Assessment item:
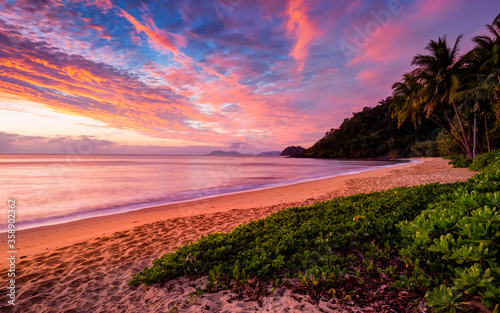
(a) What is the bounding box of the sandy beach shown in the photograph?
[0,158,475,312]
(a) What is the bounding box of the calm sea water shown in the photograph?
[0,154,409,230]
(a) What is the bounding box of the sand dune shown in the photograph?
[0,158,475,312]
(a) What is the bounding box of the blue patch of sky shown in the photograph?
[183,41,215,62]
[149,1,186,32]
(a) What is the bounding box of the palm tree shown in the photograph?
[391,16,500,157]
[391,72,469,154]
[454,14,500,152]
[472,14,500,83]
[412,35,474,157]
[452,73,498,152]
[393,35,473,157]
[391,73,425,128]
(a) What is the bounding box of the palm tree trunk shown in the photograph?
[441,111,469,155]
[484,112,491,152]
[443,111,462,140]
[451,102,472,158]
[429,117,467,153]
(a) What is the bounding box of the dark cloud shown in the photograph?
[228,142,245,149]
[291,100,316,111]
[0,132,218,155]
[0,132,116,154]
[0,132,44,152]
[221,104,243,113]
[191,22,225,37]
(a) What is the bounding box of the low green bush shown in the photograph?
[398,162,500,312]
[447,154,472,168]
[130,184,463,289]
[470,151,500,172]
[446,151,500,171]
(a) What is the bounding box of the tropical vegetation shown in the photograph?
[304,14,500,159]
[302,97,440,158]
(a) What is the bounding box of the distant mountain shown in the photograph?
[280,146,306,157]
[207,150,243,156]
[257,151,281,156]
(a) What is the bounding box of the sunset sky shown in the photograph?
[0,0,498,154]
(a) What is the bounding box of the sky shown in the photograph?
[0,0,498,155]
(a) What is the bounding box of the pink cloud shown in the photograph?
[118,8,186,55]
[73,0,113,12]
[284,0,321,73]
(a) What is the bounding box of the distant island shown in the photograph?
[280,146,306,157]
[207,150,243,156]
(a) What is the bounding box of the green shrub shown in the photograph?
[398,161,500,311]
[447,154,472,168]
[470,151,500,172]
[447,151,500,171]
[129,183,466,308]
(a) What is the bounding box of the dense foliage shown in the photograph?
[130,183,456,285]
[446,154,473,169]
[302,98,439,158]
[398,164,500,312]
[470,151,500,171]
[447,151,500,170]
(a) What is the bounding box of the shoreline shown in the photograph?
[7,158,414,233]
[0,157,476,312]
[0,157,459,260]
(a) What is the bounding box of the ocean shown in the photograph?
[0,154,409,231]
